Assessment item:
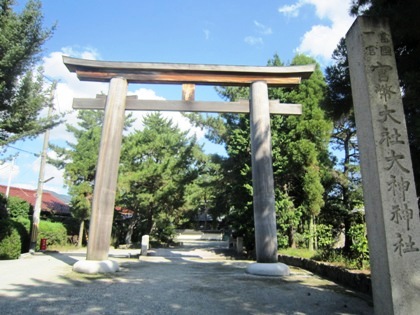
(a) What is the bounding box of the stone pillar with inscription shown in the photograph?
[346,17,420,315]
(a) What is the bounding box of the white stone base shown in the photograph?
[246,262,290,276]
[73,260,120,274]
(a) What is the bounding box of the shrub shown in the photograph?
[12,217,31,253]
[37,220,67,250]
[277,232,289,249]
[7,196,31,219]
[315,224,335,250]
[0,219,22,260]
[0,194,7,219]
[348,223,369,269]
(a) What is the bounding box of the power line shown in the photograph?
[4,144,39,157]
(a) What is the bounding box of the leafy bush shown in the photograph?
[277,232,289,248]
[315,224,335,250]
[151,213,176,245]
[348,223,369,268]
[0,219,22,259]
[37,220,67,250]
[293,232,307,248]
[7,196,31,219]
[12,217,30,253]
[0,194,7,219]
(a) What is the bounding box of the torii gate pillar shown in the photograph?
[73,77,127,273]
[87,77,127,261]
[250,81,278,263]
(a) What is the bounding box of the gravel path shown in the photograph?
[0,241,373,314]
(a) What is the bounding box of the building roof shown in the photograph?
[0,185,70,216]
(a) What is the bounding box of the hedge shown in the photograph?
[0,219,22,260]
[37,220,67,250]
[0,219,68,258]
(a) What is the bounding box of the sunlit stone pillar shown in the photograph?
[86,77,127,261]
[347,17,420,314]
[249,81,278,263]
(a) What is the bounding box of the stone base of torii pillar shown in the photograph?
[246,263,290,276]
[73,260,119,274]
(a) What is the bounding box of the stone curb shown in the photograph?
[278,254,372,295]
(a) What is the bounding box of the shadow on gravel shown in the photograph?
[43,251,79,266]
[0,253,373,315]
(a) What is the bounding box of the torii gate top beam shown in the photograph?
[63,56,315,87]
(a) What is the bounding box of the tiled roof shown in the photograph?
[0,185,70,215]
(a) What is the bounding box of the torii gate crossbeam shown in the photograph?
[63,56,314,274]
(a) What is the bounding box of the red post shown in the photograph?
[40,238,47,251]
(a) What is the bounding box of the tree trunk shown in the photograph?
[77,220,84,248]
[146,210,154,235]
[288,225,296,248]
[125,219,136,245]
[308,215,314,251]
[344,215,354,252]
[342,129,354,252]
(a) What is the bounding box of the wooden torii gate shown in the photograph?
[63,56,314,274]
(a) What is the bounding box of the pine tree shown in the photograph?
[118,113,201,244]
[0,0,57,146]
[188,53,332,252]
[49,110,105,247]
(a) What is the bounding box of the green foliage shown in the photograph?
[11,216,30,253]
[184,154,225,229]
[315,224,335,250]
[118,113,201,244]
[278,247,316,259]
[348,223,369,268]
[189,53,332,253]
[37,220,67,250]
[276,189,301,248]
[152,212,176,245]
[6,196,30,219]
[0,0,59,145]
[0,193,7,219]
[48,215,79,236]
[0,219,21,259]
[50,110,121,246]
[50,110,133,228]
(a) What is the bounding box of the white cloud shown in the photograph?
[254,21,272,35]
[244,36,263,46]
[0,162,20,182]
[244,21,271,47]
[39,47,206,195]
[279,0,355,60]
[31,152,67,195]
[42,49,108,143]
[128,88,205,139]
[278,1,305,17]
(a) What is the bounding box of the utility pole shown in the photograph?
[5,155,16,199]
[29,83,55,253]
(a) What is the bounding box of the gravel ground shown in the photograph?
[0,241,373,315]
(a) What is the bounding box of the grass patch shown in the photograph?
[278,248,316,259]
[48,244,85,252]
[278,247,370,271]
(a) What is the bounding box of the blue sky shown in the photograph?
[0,0,356,195]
